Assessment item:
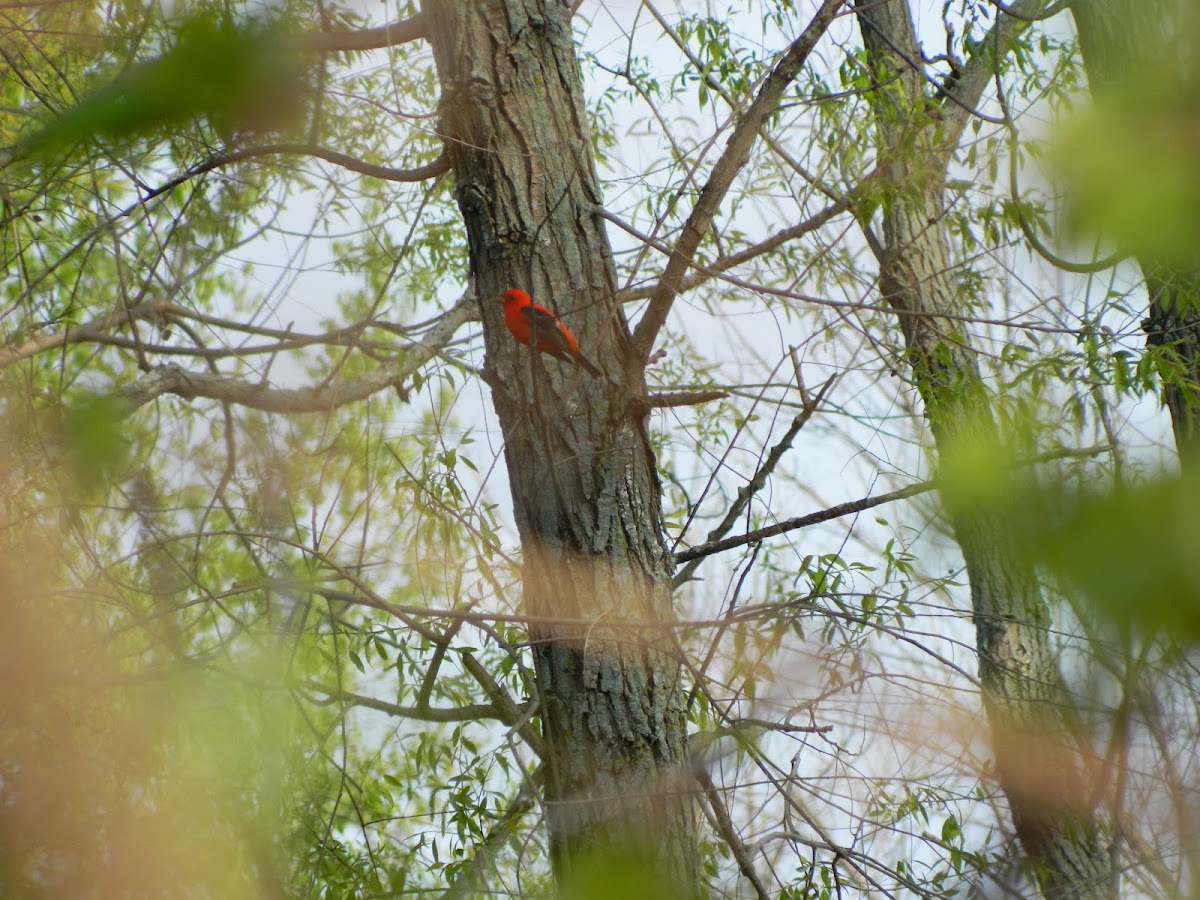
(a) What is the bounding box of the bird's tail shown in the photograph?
[574,351,602,378]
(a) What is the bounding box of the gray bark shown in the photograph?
[1068,0,1200,464]
[421,0,698,892]
[852,1,1114,896]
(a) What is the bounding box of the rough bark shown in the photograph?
[1068,0,1200,464]
[421,0,698,891]
[853,2,1114,896]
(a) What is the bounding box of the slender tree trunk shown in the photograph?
[421,0,698,892]
[1068,0,1200,464]
[852,2,1113,896]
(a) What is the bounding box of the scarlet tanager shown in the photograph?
[501,288,602,377]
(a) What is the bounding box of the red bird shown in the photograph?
[501,288,602,377]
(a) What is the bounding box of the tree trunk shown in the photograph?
[1069,0,1200,464]
[421,0,698,892]
[852,2,1114,896]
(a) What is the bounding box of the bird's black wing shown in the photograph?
[520,305,572,358]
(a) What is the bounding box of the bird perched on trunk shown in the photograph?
[500,288,602,377]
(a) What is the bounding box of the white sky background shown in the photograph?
[182,0,1184,891]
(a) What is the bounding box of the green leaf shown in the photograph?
[941,815,961,843]
[61,392,129,485]
[20,15,304,158]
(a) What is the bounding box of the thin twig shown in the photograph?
[615,198,854,303]
[674,443,1113,565]
[698,769,772,900]
[628,0,847,363]
[673,378,836,586]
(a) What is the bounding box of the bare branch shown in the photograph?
[0,301,408,368]
[0,299,166,370]
[615,198,853,303]
[211,143,450,183]
[698,768,771,900]
[119,363,403,413]
[637,390,729,411]
[119,296,477,415]
[304,681,515,723]
[628,0,847,364]
[603,206,1084,337]
[289,15,426,52]
[674,443,1112,565]
[673,377,836,585]
[729,717,833,735]
[675,483,932,565]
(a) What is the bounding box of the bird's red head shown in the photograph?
[502,288,531,306]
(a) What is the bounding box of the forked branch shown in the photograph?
[628,0,847,364]
[119,296,476,415]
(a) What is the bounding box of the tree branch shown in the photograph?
[441,773,541,900]
[603,205,1081,336]
[697,768,771,900]
[636,390,729,412]
[305,681,514,723]
[119,362,407,413]
[989,0,1069,21]
[674,443,1112,565]
[628,0,846,364]
[0,299,167,370]
[3,145,448,314]
[996,80,1127,274]
[459,652,546,759]
[290,15,426,52]
[938,0,1056,152]
[119,296,476,415]
[210,143,450,183]
[642,1,853,210]
[729,717,833,735]
[0,298,453,369]
[4,309,397,366]
[614,198,853,303]
[673,377,836,586]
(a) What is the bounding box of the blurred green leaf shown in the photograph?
[61,391,129,485]
[1058,100,1200,266]
[1025,473,1200,639]
[20,15,304,157]
[562,850,691,900]
[1055,13,1200,267]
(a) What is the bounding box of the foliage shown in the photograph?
[1,1,1197,897]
